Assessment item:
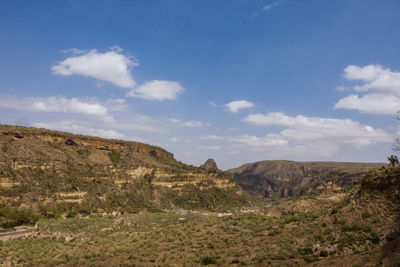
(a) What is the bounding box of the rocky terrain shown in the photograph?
[0,125,247,222]
[1,163,399,266]
[200,158,220,172]
[230,160,384,198]
[0,124,399,266]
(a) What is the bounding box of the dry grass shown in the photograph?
[1,190,398,266]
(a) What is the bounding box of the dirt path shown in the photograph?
[0,226,35,242]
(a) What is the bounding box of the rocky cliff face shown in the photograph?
[200,158,219,171]
[229,160,384,198]
[0,125,246,214]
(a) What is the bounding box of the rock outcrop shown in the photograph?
[200,159,219,171]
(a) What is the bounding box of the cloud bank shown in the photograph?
[0,94,113,122]
[237,112,391,157]
[335,65,400,115]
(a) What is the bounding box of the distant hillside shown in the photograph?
[0,125,248,222]
[229,160,384,198]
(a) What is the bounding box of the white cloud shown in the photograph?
[208,101,216,108]
[106,120,163,133]
[0,94,113,122]
[200,135,224,140]
[343,65,400,94]
[104,98,128,112]
[262,3,279,11]
[61,48,85,54]
[225,100,255,113]
[183,120,206,127]
[127,80,183,101]
[335,65,400,115]
[243,112,294,126]
[198,145,222,150]
[169,118,180,124]
[32,97,110,119]
[52,46,137,88]
[238,112,391,157]
[169,137,191,143]
[167,118,210,128]
[32,121,125,140]
[250,1,281,18]
[227,127,239,132]
[334,94,400,115]
[231,134,288,149]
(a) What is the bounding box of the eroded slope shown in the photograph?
[230,160,383,198]
[0,125,247,219]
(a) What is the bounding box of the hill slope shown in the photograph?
[1,162,399,266]
[229,160,383,198]
[0,125,248,221]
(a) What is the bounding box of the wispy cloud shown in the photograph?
[0,94,114,122]
[127,80,184,101]
[199,135,224,140]
[250,1,281,18]
[198,145,222,150]
[169,136,192,143]
[168,118,210,128]
[32,121,126,140]
[183,120,208,128]
[169,118,180,124]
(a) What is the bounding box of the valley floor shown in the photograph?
[1,191,399,266]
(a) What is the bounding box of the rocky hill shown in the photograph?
[229,160,384,198]
[200,158,219,172]
[0,125,248,221]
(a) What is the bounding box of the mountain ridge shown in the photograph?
[0,124,248,220]
[229,160,384,198]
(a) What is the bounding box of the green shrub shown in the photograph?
[0,206,39,228]
[341,222,372,233]
[319,250,328,257]
[331,207,338,214]
[370,232,381,244]
[303,255,319,263]
[108,150,121,165]
[201,256,217,265]
[77,149,89,156]
[338,232,358,249]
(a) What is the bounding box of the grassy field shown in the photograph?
[1,189,398,266]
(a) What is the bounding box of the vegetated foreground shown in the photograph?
[0,125,399,266]
[1,178,399,266]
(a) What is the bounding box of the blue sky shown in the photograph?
[1,0,400,169]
